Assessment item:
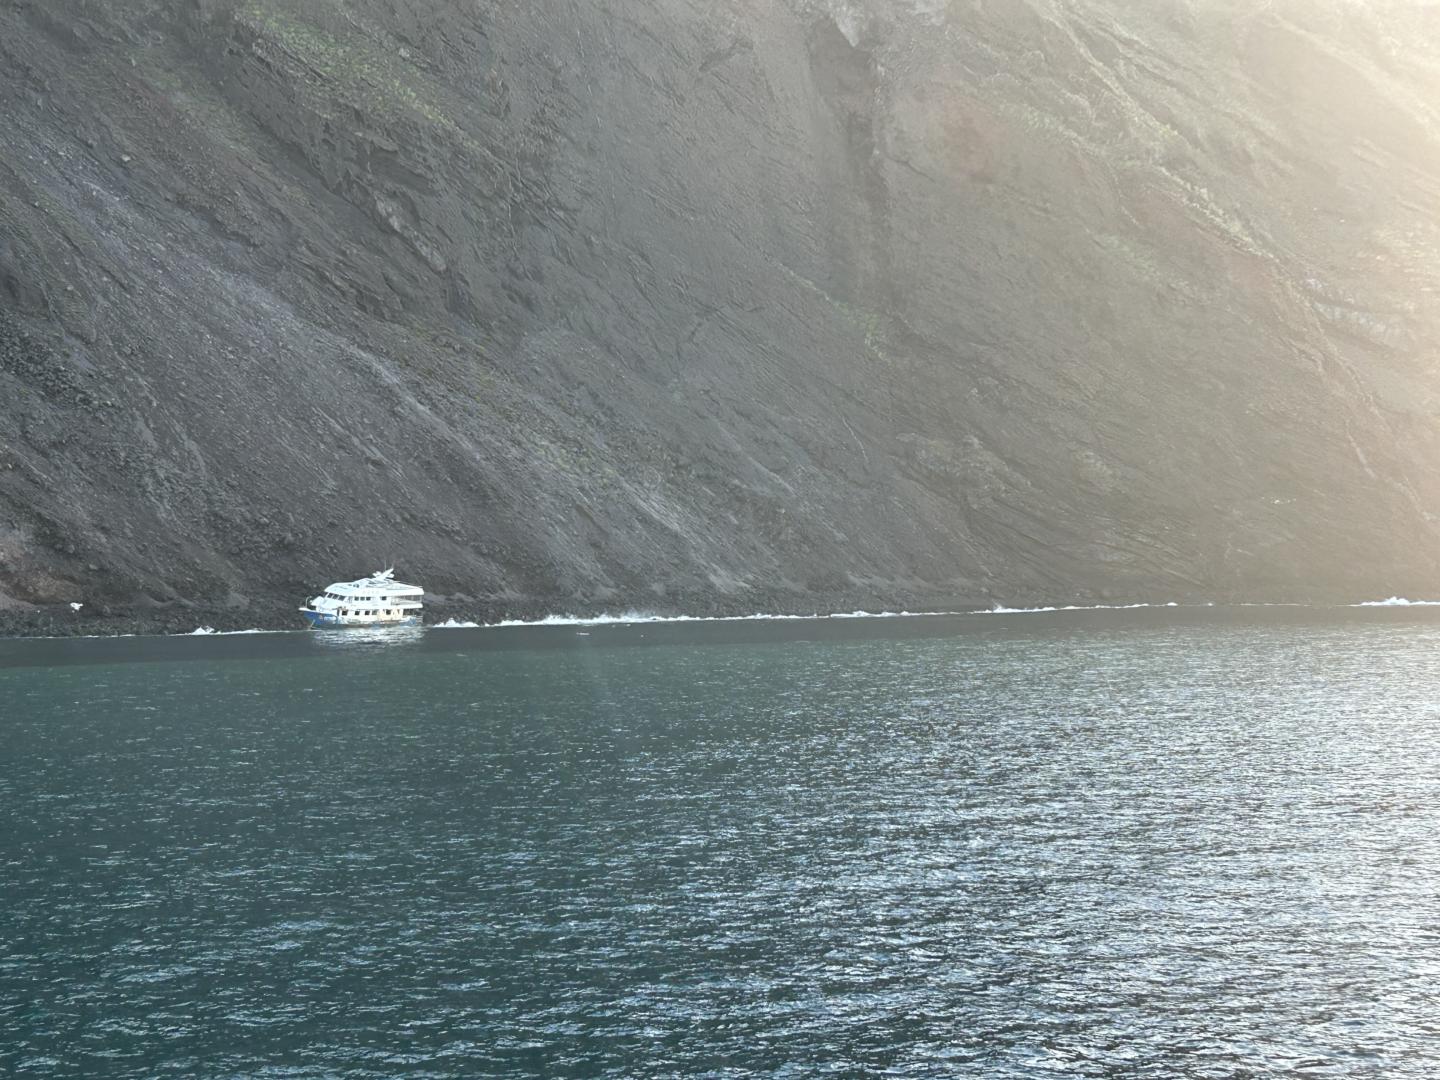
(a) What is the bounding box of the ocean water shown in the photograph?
[3,608,1440,1077]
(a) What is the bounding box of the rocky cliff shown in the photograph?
[4,0,1440,632]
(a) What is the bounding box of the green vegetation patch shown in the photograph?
[236,2,457,132]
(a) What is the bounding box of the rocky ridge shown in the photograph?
[3,0,1440,635]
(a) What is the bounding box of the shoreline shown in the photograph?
[1,592,1436,641]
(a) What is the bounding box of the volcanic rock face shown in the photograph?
[3,0,1440,627]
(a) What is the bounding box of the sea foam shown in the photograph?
[432,603,1190,630]
[1355,597,1440,607]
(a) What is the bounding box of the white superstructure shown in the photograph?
[299,568,424,628]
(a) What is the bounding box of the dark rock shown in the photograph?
[2,0,1439,636]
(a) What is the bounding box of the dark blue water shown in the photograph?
[4,610,1440,1077]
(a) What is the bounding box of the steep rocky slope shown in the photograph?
[3,0,1440,632]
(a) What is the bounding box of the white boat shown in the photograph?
[299,568,424,629]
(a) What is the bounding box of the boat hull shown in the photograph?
[301,609,421,630]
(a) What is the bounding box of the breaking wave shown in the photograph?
[186,626,282,636]
[48,598,1438,640]
[983,602,1180,615]
[474,610,941,628]
[429,603,1192,630]
[1354,597,1440,607]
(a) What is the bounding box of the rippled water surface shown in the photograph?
[4,610,1440,1077]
